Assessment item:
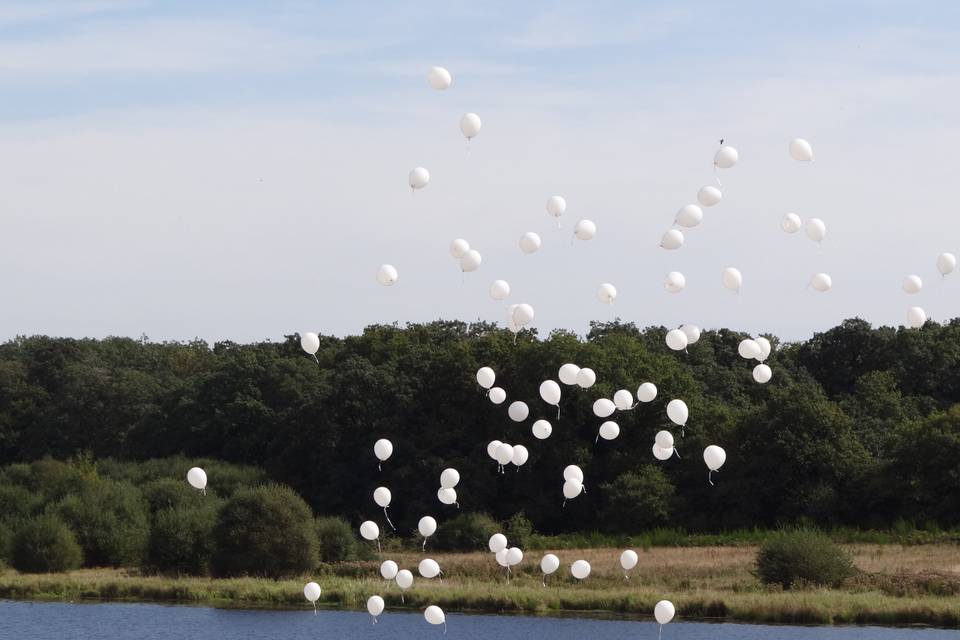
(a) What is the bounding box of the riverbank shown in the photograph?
[1,545,958,627]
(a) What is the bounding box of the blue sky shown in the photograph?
[1,1,959,341]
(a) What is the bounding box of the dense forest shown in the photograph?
[1,318,959,538]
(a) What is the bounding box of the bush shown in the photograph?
[756,529,855,589]
[27,459,90,502]
[433,512,499,551]
[212,484,318,578]
[146,501,220,575]
[315,516,358,562]
[142,478,200,514]
[503,513,534,550]
[10,514,83,572]
[599,466,675,532]
[0,484,39,524]
[55,478,150,567]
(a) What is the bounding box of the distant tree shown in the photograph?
[55,478,150,567]
[11,514,83,573]
[600,467,675,532]
[146,501,220,575]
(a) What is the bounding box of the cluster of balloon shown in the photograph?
[666,399,689,436]
[596,282,617,304]
[546,195,566,228]
[620,549,638,579]
[487,440,528,473]
[373,486,395,530]
[902,253,956,329]
[419,557,442,582]
[519,231,542,254]
[380,560,415,603]
[653,430,678,461]
[450,238,482,274]
[374,438,393,471]
[376,264,398,287]
[186,467,207,495]
[303,581,322,614]
[437,468,459,508]
[654,600,676,640]
[540,553,560,586]
[737,337,773,383]
[360,520,381,552]
[570,559,591,580]
[299,332,320,364]
[367,595,384,624]
[562,465,584,506]
[665,324,700,352]
[488,533,523,577]
[539,379,561,417]
[424,605,446,633]
[505,303,535,336]
[704,445,727,485]
[418,516,437,550]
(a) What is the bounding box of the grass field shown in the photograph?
[1,545,958,627]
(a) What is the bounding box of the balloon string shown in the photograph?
[556,406,561,419]
[595,434,599,444]
[422,538,427,551]
[401,592,404,604]
[708,470,714,486]
[443,622,447,635]
[624,571,629,580]
[673,448,680,459]
[659,623,663,640]
[384,507,395,530]
[312,354,319,365]
[562,499,566,508]
[713,164,722,188]
[378,463,382,472]
[202,488,206,496]
[455,502,460,509]
[313,602,317,615]
[377,539,381,553]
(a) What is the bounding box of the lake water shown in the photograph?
[0,600,954,640]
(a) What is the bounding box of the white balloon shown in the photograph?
[506,547,523,566]
[427,66,452,90]
[303,581,321,603]
[937,252,957,276]
[660,229,685,250]
[519,232,542,254]
[367,595,385,618]
[755,337,772,362]
[488,533,508,553]
[907,306,927,329]
[593,398,616,418]
[495,548,509,567]
[380,560,399,580]
[704,445,726,471]
[488,387,506,404]
[654,430,674,450]
[753,363,772,384]
[738,339,761,360]
[563,465,584,483]
[508,401,530,422]
[665,329,688,351]
[570,559,591,579]
[781,213,802,234]
[489,279,511,301]
[539,380,562,406]
[373,487,392,508]
[810,273,832,292]
[599,421,620,441]
[418,516,437,538]
[636,382,658,403]
[532,419,553,440]
[620,550,638,571]
[697,185,722,207]
[576,367,596,389]
[613,389,634,410]
[664,271,686,293]
[360,521,379,541]
[680,324,701,345]
[512,445,529,467]
[558,363,581,385]
[495,443,514,465]
[440,468,460,489]
[675,204,703,228]
[419,558,441,578]
[449,238,470,258]
[546,195,566,218]
[376,264,398,286]
[789,138,814,161]
[487,440,503,460]
[654,600,676,625]
[476,367,496,389]
[666,399,688,426]
[460,112,482,139]
[300,332,320,356]
[540,553,560,575]
[722,267,743,292]
[902,275,923,295]
[408,167,430,190]
[424,606,445,627]
[395,569,413,590]
[652,444,673,461]
[597,282,617,304]
[460,249,482,272]
[374,439,393,462]
[512,303,535,326]
[187,467,207,491]
[574,219,596,240]
[714,145,738,168]
[805,218,827,243]
[437,487,457,505]
[562,478,583,500]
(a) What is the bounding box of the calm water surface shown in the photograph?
[0,600,954,640]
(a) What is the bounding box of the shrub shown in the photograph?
[503,512,534,550]
[10,514,83,572]
[212,484,318,578]
[756,529,855,589]
[433,512,499,551]
[27,459,89,502]
[55,478,150,567]
[315,516,358,562]
[146,501,220,575]
[599,466,675,532]
[0,484,39,524]
[142,478,200,514]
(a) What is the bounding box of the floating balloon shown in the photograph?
[440,468,460,489]
[476,367,495,389]
[409,167,430,190]
[714,145,738,169]
[937,252,957,276]
[789,138,813,161]
[704,445,727,485]
[655,430,674,450]
[697,185,722,207]
[419,558,441,579]
[666,399,688,427]
[300,332,320,357]
[680,324,701,345]
[782,213,802,234]
[367,595,384,622]
[738,339,761,360]
[506,547,523,566]
[547,195,566,219]
[512,444,529,467]
[593,398,616,418]
[489,279,511,301]
[488,387,506,404]
[304,581,321,613]
[570,559,591,580]
[519,232,542,254]
[655,599,676,626]
[660,229,685,250]
[563,478,583,500]
[665,329,688,351]
[755,337,771,362]
[373,487,391,508]
[664,271,686,293]
[508,401,530,422]
[540,553,560,584]
[613,389,634,410]
[495,548,509,567]
[489,533,508,553]
[805,218,827,243]
[513,303,535,326]
[675,204,703,228]
[374,439,393,469]
[427,66,452,90]
[376,264,398,286]
[532,418,553,439]
[495,443,514,466]
[424,605,446,630]
[637,382,657,403]
[360,521,380,551]
[539,380,561,412]
[449,238,470,259]
[563,465,584,483]
[437,487,457,506]
[574,219,596,240]
[576,368,597,389]
[810,273,832,292]
[722,267,743,292]
[597,282,617,304]
[620,550,638,578]
[652,444,673,461]
[396,569,414,592]
[902,275,922,295]
[559,363,580,385]
[460,112,481,140]
[460,249,482,272]
[487,440,503,460]
[598,421,620,441]
[187,467,207,493]
[418,516,437,549]
[907,306,927,329]
[380,560,399,580]
[753,364,772,383]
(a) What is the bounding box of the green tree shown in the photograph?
[10,514,83,573]
[146,501,220,575]
[55,478,150,567]
[600,467,675,532]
